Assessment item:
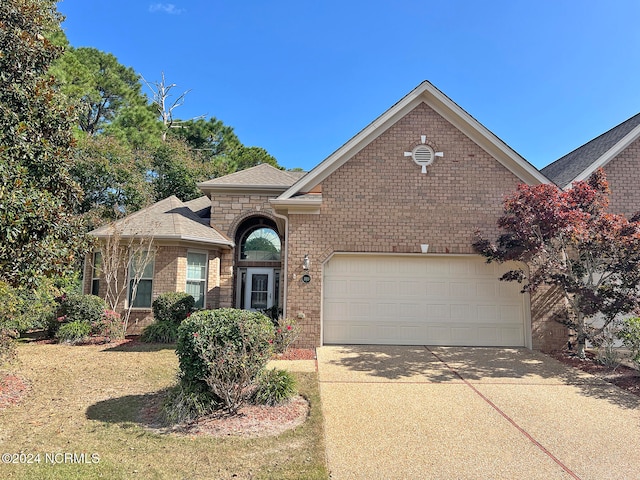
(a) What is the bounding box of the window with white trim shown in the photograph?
[186,252,207,309]
[91,251,102,296]
[128,251,155,308]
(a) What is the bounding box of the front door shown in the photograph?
[244,268,274,311]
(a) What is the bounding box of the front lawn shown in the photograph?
[0,340,327,479]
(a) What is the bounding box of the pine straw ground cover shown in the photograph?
[0,340,327,479]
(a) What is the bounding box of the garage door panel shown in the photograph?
[449,304,469,322]
[500,305,521,322]
[425,304,448,320]
[425,259,449,275]
[400,280,423,296]
[427,325,453,345]
[324,278,347,296]
[425,281,447,297]
[501,327,525,345]
[376,280,397,296]
[323,255,527,347]
[476,305,498,321]
[451,326,476,344]
[450,281,474,298]
[399,303,421,317]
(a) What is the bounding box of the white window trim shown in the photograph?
[186,250,208,309]
[91,251,102,296]
[127,250,155,310]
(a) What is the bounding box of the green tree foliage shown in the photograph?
[227,145,279,172]
[52,46,148,135]
[168,117,241,158]
[71,135,153,224]
[0,0,88,287]
[47,29,285,226]
[150,139,203,202]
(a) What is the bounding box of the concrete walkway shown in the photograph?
[317,345,640,480]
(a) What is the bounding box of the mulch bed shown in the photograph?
[550,350,640,396]
[0,373,29,408]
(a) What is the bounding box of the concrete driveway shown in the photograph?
[317,346,640,480]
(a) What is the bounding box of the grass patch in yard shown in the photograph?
[0,342,327,479]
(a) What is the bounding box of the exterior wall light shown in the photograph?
[303,254,310,270]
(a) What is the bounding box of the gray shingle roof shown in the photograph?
[542,113,640,187]
[90,196,232,247]
[198,163,306,188]
[183,195,211,218]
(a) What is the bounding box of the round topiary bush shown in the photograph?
[152,292,195,324]
[48,294,107,337]
[176,308,275,413]
[58,294,107,323]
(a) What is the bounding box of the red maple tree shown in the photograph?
[474,169,640,358]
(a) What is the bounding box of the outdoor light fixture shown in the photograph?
[303,254,310,270]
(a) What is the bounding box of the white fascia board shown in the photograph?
[280,81,549,199]
[269,197,322,214]
[90,233,234,249]
[424,87,550,186]
[567,123,640,188]
[198,184,290,195]
[279,83,429,199]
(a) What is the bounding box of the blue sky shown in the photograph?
[56,1,640,171]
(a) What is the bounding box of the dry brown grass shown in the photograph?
[0,340,327,479]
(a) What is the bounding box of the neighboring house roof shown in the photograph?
[90,196,233,248]
[278,80,549,200]
[541,113,640,188]
[198,164,306,194]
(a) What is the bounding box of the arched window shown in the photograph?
[240,227,281,261]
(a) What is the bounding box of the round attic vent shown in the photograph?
[403,135,443,174]
[412,145,434,166]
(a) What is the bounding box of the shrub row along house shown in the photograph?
[84,81,640,351]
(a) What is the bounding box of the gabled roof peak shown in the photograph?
[278,80,549,199]
[198,163,306,190]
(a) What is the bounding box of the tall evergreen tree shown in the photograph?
[0,0,88,287]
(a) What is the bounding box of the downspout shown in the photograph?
[273,210,289,319]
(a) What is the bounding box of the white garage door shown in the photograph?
[323,254,527,346]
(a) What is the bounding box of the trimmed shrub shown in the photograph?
[253,368,297,406]
[0,281,58,333]
[49,294,107,337]
[55,320,91,344]
[272,317,301,354]
[162,382,219,424]
[140,321,179,343]
[619,317,640,366]
[176,308,274,414]
[152,292,195,324]
[91,310,126,340]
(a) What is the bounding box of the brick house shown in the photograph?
[85,81,635,351]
